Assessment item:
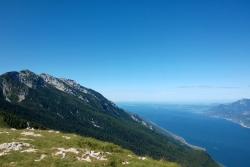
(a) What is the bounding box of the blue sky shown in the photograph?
[0,0,250,103]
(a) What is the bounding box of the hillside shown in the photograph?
[0,124,179,167]
[0,70,219,167]
[208,99,250,128]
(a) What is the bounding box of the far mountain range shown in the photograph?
[208,99,250,128]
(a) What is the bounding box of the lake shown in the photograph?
[119,103,250,167]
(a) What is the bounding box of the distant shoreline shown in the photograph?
[211,116,250,129]
[236,121,250,129]
[222,118,250,129]
[149,121,206,151]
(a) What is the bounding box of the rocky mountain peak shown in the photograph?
[20,69,35,75]
[19,70,41,88]
[39,73,67,92]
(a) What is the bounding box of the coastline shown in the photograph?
[211,116,250,129]
[149,121,206,151]
[222,118,250,129]
[238,121,250,129]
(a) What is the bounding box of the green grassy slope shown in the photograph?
[0,127,179,167]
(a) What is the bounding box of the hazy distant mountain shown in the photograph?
[0,70,219,167]
[209,99,250,128]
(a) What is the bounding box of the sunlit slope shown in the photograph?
[0,127,179,167]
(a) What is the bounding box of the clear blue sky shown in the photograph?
[0,0,250,103]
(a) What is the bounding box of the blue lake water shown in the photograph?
[119,103,250,167]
